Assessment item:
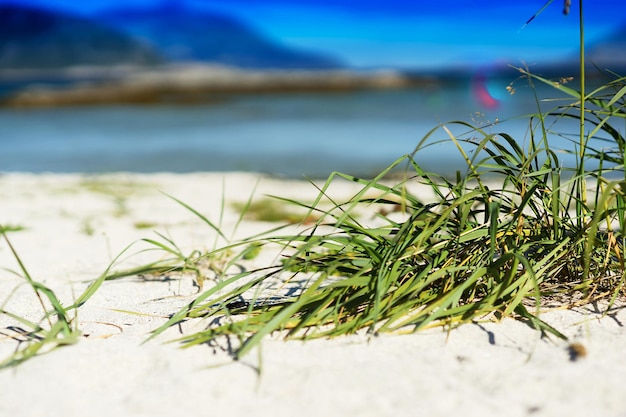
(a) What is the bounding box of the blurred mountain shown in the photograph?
[587,24,626,68]
[98,2,342,69]
[0,4,162,69]
[527,24,626,80]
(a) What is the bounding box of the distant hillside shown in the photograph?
[587,24,626,68]
[98,3,342,69]
[0,4,162,69]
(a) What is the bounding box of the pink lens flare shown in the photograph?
[470,66,510,110]
[471,72,499,109]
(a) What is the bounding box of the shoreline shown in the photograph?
[0,65,431,108]
[1,61,622,109]
[0,171,625,417]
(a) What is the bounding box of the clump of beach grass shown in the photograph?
[79,176,153,218]
[141,0,626,358]
[102,190,285,292]
[148,72,624,357]
[0,230,129,368]
[232,198,319,223]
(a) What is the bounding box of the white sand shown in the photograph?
[0,172,625,417]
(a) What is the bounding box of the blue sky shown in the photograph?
[3,0,625,69]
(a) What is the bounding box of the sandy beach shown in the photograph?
[1,172,625,417]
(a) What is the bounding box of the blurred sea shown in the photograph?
[0,83,587,178]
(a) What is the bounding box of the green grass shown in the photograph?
[232,198,319,223]
[0,228,131,368]
[79,176,153,217]
[0,224,25,233]
[133,221,159,230]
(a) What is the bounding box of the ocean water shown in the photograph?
[0,83,593,178]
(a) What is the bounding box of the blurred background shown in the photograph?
[0,0,624,177]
